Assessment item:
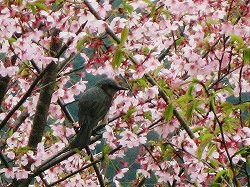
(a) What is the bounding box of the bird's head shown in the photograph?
[96,78,127,96]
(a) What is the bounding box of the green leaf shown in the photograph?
[8,128,14,137]
[197,141,208,159]
[196,133,213,159]
[175,37,184,46]
[177,94,193,104]
[102,144,110,156]
[229,34,244,45]
[76,37,88,52]
[186,101,195,122]
[112,49,123,69]
[200,133,214,142]
[243,48,250,64]
[164,104,174,122]
[142,47,150,55]
[186,83,194,97]
[210,182,221,187]
[206,18,220,25]
[236,147,250,156]
[192,126,204,133]
[224,85,234,95]
[214,170,227,181]
[33,2,49,11]
[6,37,17,43]
[17,146,30,154]
[126,107,136,117]
[207,145,216,157]
[26,2,37,13]
[120,26,129,46]
[144,111,152,121]
[120,0,134,14]
[150,4,156,17]
[209,94,216,112]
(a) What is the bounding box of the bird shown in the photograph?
[70,78,127,149]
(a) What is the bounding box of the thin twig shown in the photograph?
[85,147,105,187]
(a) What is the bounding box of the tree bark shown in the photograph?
[0,76,10,110]
[28,62,58,149]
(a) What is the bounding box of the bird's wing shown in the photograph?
[78,87,111,126]
[70,116,93,148]
[77,88,96,127]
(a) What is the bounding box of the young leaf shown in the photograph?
[76,36,88,52]
[243,48,250,64]
[112,49,123,69]
[186,83,194,97]
[197,141,208,159]
[214,169,227,181]
[177,94,192,104]
[120,26,129,46]
[164,103,174,122]
[6,37,17,44]
[200,133,214,142]
[186,101,196,122]
[229,34,244,45]
[33,2,49,11]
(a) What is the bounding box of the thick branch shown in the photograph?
[28,62,58,149]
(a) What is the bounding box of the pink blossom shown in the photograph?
[6,132,20,148]
[0,62,18,77]
[0,167,17,179]
[69,173,85,187]
[15,169,30,180]
[137,169,150,178]
[97,1,111,18]
[6,151,15,160]
[118,130,143,148]
[155,170,173,183]
[113,168,129,180]
[103,125,115,140]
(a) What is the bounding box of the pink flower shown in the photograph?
[0,62,18,77]
[103,125,116,145]
[118,130,145,148]
[113,168,129,180]
[6,132,20,148]
[0,167,17,179]
[97,1,111,18]
[15,169,30,180]
[137,169,150,178]
[69,173,84,187]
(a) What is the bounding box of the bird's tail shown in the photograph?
[70,121,93,149]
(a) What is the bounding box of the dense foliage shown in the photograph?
[0,0,249,186]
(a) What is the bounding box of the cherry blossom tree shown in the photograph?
[0,0,249,186]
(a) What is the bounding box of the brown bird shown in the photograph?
[70,78,126,149]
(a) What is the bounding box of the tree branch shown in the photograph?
[28,62,59,149]
[85,147,105,187]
